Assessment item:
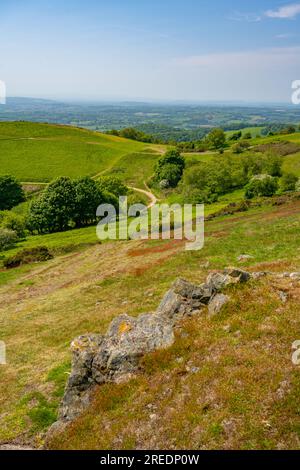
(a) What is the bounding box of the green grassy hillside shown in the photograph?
[0,122,162,183]
[1,195,300,449]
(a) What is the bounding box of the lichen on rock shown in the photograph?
[49,267,252,435]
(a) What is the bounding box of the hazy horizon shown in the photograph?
[1,0,300,103]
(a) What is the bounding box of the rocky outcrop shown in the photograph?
[49,267,252,435]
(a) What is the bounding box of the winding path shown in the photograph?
[129,184,158,208]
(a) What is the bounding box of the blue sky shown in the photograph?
[1,0,300,102]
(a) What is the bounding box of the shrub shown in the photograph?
[158,163,182,188]
[0,175,25,210]
[245,175,278,199]
[0,211,26,238]
[154,149,185,187]
[232,140,250,154]
[3,246,53,269]
[280,173,298,193]
[0,228,18,251]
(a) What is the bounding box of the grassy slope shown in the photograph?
[225,126,264,138]
[1,197,300,449]
[0,122,162,182]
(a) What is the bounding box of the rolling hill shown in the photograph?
[0,122,163,183]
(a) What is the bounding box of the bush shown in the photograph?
[183,155,246,204]
[3,246,53,269]
[280,173,298,192]
[245,175,278,199]
[0,211,26,238]
[158,163,182,188]
[154,149,185,187]
[0,175,25,210]
[0,228,18,251]
[232,140,250,154]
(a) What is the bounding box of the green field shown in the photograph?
[0,122,162,183]
[225,126,265,139]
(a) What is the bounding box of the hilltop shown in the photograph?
[0,122,163,184]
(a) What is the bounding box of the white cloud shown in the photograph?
[171,46,300,68]
[266,3,300,19]
[228,11,262,22]
[276,33,295,38]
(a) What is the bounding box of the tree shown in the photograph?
[97,176,128,197]
[158,163,182,188]
[28,177,76,233]
[0,175,25,210]
[280,173,298,192]
[154,149,185,187]
[73,177,105,227]
[229,131,242,141]
[206,128,226,151]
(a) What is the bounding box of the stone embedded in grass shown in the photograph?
[290,272,300,280]
[237,254,254,262]
[208,293,230,317]
[206,267,250,292]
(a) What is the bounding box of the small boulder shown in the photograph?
[208,294,230,317]
[237,254,253,262]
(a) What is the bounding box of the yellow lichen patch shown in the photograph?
[118,322,132,335]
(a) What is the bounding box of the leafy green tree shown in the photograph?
[97,176,128,197]
[158,163,182,188]
[229,131,242,141]
[206,128,226,151]
[154,149,185,187]
[28,177,76,233]
[0,175,25,210]
[73,177,105,227]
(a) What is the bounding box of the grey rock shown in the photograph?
[252,272,267,280]
[224,267,251,283]
[237,254,253,262]
[290,272,300,280]
[206,267,250,291]
[50,268,251,432]
[208,294,230,317]
[278,291,288,304]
